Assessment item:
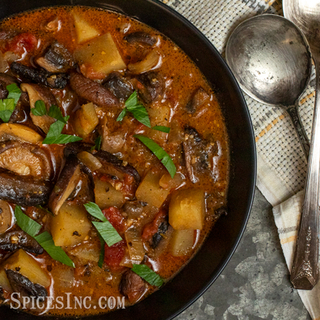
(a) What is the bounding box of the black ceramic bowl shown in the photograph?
[0,1,256,319]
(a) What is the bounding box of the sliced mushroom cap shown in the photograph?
[183,126,218,184]
[20,83,56,133]
[10,62,69,89]
[36,41,74,73]
[69,72,119,108]
[103,72,134,101]
[142,210,169,249]
[6,269,47,299]
[0,200,12,234]
[0,168,52,206]
[0,123,43,144]
[95,150,140,183]
[0,141,52,180]
[0,230,43,254]
[66,167,95,206]
[136,71,164,104]
[119,269,147,304]
[185,87,210,114]
[48,155,82,215]
[123,32,157,46]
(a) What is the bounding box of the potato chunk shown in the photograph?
[170,229,194,256]
[74,33,126,77]
[136,170,169,208]
[94,178,125,209]
[73,102,99,138]
[0,268,12,292]
[2,249,50,288]
[51,203,91,247]
[169,188,205,230]
[72,12,100,44]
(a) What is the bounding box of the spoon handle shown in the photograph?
[290,62,320,290]
[287,104,310,159]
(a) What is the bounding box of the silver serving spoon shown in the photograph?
[226,13,319,290]
[283,0,320,290]
[226,14,312,159]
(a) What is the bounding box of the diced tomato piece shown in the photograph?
[142,210,167,241]
[102,206,125,234]
[6,33,37,55]
[104,240,126,271]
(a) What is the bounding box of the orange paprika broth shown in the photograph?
[0,6,229,317]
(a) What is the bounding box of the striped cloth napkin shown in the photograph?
[162,0,318,318]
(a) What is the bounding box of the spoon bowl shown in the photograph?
[226,14,312,157]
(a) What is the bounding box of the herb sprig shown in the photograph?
[32,99,82,145]
[0,84,21,122]
[134,134,176,178]
[132,264,164,287]
[152,125,170,133]
[84,202,122,247]
[117,91,151,128]
[14,206,75,268]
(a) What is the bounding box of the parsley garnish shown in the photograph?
[6,83,22,105]
[48,105,68,123]
[14,206,75,268]
[132,264,164,287]
[134,134,176,178]
[84,202,122,247]
[97,234,105,268]
[93,135,102,151]
[31,100,47,116]
[0,84,21,122]
[152,125,171,133]
[117,91,151,128]
[32,100,81,145]
[42,119,82,145]
[32,100,69,123]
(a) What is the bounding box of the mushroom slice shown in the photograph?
[95,150,140,183]
[124,32,157,46]
[119,269,147,304]
[10,62,69,89]
[69,72,119,108]
[67,167,95,206]
[94,150,140,199]
[6,270,47,299]
[64,143,140,199]
[103,72,134,101]
[0,231,43,254]
[36,41,74,73]
[0,123,43,144]
[0,141,52,180]
[0,200,12,234]
[185,87,210,114]
[20,83,56,133]
[48,156,82,215]
[0,168,52,206]
[183,126,218,184]
[136,71,164,104]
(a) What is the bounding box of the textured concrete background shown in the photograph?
[176,189,310,320]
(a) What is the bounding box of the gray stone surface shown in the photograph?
[176,188,311,320]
